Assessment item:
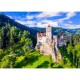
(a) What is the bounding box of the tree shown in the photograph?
[0,49,4,59]
[22,30,29,38]
[0,30,3,49]
[67,44,73,55]
[0,56,14,68]
[75,42,80,67]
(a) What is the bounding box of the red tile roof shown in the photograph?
[37,32,46,37]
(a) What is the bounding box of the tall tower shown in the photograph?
[46,25,52,41]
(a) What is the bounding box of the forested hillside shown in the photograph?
[0,14,38,35]
[0,14,80,68]
[59,34,80,68]
[0,23,63,68]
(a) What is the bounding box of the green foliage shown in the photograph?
[59,34,80,68]
[0,23,80,68]
[0,23,33,68]
[0,56,16,68]
[67,44,73,54]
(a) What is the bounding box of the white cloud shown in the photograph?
[16,20,36,27]
[28,24,36,27]
[7,15,13,19]
[68,21,73,23]
[26,21,36,25]
[75,25,80,28]
[26,15,34,20]
[36,12,60,18]
[58,12,76,22]
[17,17,26,21]
[41,20,58,27]
[15,19,80,29]
[16,20,27,25]
[16,17,59,28]
[26,12,60,20]
[37,20,58,28]
[56,12,76,29]
[63,24,80,29]
[37,22,47,28]
[16,20,35,24]
[15,12,78,29]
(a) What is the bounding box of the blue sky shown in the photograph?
[1,12,80,29]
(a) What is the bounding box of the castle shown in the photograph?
[36,25,66,63]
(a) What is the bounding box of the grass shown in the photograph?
[23,55,51,68]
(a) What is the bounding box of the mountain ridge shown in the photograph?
[0,14,80,36]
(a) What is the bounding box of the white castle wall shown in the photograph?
[37,36,46,44]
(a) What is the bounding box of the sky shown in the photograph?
[1,12,80,29]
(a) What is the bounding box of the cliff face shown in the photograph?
[36,41,62,63]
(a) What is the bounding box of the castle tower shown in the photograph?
[46,25,52,41]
